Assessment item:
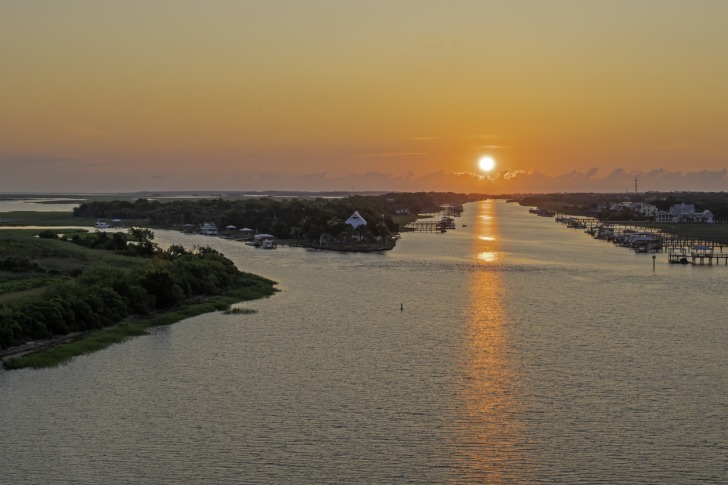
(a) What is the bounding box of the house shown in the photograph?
[633,202,658,217]
[655,210,672,223]
[694,210,714,223]
[655,204,714,223]
[345,211,367,228]
[597,201,657,218]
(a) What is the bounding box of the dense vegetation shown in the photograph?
[73,192,473,240]
[0,228,276,357]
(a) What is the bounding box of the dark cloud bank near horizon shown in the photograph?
[1,156,726,194]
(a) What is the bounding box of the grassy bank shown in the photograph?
[632,222,728,244]
[2,289,273,370]
[0,210,96,227]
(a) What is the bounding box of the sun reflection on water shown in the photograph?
[452,199,529,483]
[477,251,498,263]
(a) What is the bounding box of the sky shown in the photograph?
[1,0,727,194]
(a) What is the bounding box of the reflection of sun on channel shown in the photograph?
[479,235,495,241]
[478,251,498,263]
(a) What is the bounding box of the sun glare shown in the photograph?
[478,156,496,172]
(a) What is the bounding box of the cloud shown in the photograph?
[2,153,726,194]
[493,167,728,193]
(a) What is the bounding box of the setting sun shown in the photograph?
[478,156,496,172]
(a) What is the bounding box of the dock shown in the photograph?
[404,214,457,233]
[547,213,728,266]
[404,221,448,232]
[668,248,728,265]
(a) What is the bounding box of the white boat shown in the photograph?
[94,220,111,229]
[261,239,275,249]
[200,222,218,235]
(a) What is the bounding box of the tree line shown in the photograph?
[72,192,473,240]
[513,191,728,221]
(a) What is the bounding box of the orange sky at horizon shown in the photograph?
[1,1,726,193]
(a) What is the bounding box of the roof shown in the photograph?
[345,211,367,228]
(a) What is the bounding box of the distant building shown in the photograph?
[345,211,367,228]
[598,201,657,218]
[655,204,714,223]
[633,202,658,217]
[655,210,672,223]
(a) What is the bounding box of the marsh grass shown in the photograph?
[0,211,96,227]
[3,287,276,370]
[3,323,147,370]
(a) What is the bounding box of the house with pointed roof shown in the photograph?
[345,211,367,228]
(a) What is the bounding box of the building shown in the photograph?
[345,211,367,228]
[632,202,658,217]
[655,203,714,223]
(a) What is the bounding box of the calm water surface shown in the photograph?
[1,200,726,483]
[0,198,80,213]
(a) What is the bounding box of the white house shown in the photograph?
[633,202,658,217]
[345,211,367,228]
[655,204,714,223]
[670,203,696,218]
[655,210,672,223]
[694,210,714,223]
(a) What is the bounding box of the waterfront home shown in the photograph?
[655,203,714,223]
[345,211,367,228]
[632,202,658,217]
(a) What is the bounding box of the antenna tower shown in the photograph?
[634,177,638,194]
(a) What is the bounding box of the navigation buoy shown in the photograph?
[400,303,404,311]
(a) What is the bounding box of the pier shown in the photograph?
[668,247,728,265]
[404,220,449,232]
[548,213,728,266]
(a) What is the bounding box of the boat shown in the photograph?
[304,240,396,252]
[200,222,218,235]
[94,220,111,229]
[260,239,275,249]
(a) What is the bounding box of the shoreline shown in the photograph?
[1,290,277,371]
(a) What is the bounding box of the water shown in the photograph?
[1,200,726,483]
[0,198,80,213]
